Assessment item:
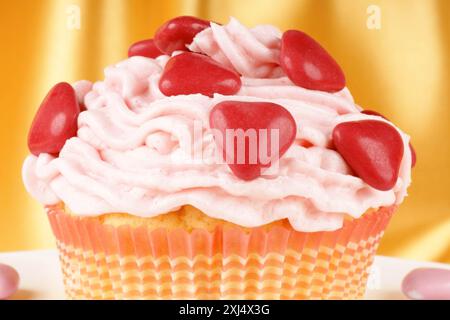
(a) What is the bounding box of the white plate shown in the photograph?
[1,250,449,300]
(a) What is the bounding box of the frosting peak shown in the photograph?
[189,17,283,78]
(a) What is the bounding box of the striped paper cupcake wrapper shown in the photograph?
[46,205,395,300]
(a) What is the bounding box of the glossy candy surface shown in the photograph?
[159,52,241,97]
[332,120,404,191]
[0,264,19,300]
[128,39,163,58]
[362,109,416,167]
[280,30,345,92]
[154,16,211,55]
[28,82,80,156]
[402,268,450,300]
[210,101,297,180]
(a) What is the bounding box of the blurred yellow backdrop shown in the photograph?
[0,0,449,262]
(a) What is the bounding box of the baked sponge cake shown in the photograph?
[23,16,414,299]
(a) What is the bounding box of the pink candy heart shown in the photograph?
[0,263,19,300]
[402,268,450,300]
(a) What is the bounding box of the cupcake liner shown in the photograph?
[46,205,395,300]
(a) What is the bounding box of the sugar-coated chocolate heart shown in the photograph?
[0,264,19,300]
[332,120,404,191]
[402,268,450,300]
[28,82,80,156]
[159,52,241,97]
[210,101,297,180]
[128,39,163,58]
[154,16,211,55]
[362,109,416,168]
[280,30,346,92]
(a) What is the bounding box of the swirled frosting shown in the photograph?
[23,18,412,232]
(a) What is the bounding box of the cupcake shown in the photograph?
[23,16,414,300]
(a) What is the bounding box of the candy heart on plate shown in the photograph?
[402,268,450,300]
[28,82,80,156]
[332,120,404,191]
[0,263,19,300]
[362,109,416,168]
[159,52,241,97]
[154,16,211,55]
[280,30,346,92]
[210,101,297,180]
[128,38,163,58]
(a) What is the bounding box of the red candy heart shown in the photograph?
[159,52,241,97]
[154,16,211,55]
[128,39,163,58]
[362,109,416,167]
[409,143,416,168]
[361,110,385,118]
[28,82,80,156]
[210,101,297,180]
[280,30,346,92]
[332,120,404,191]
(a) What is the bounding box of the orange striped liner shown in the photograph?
[46,205,395,300]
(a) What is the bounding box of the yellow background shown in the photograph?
[0,0,449,262]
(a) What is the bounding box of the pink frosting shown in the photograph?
[22,18,412,232]
[189,17,283,78]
